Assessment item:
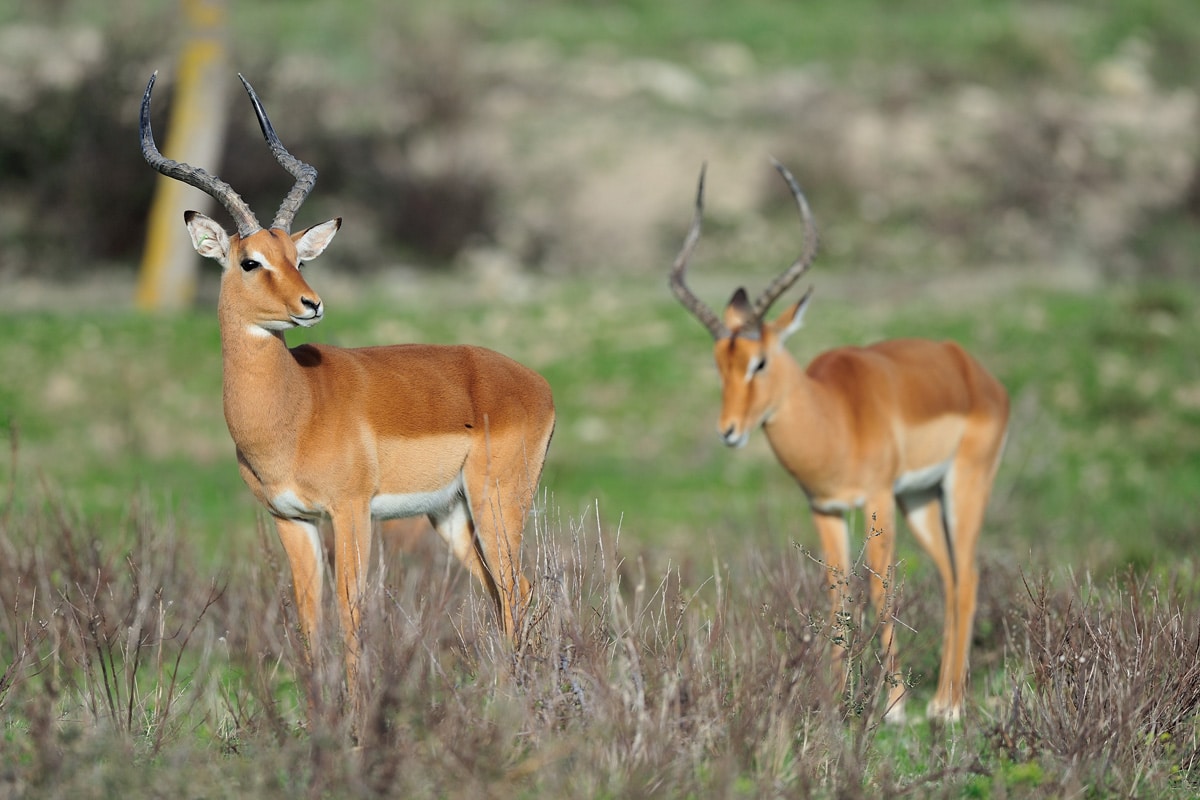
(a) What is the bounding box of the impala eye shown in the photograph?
[745,356,767,382]
[240,258,261,272]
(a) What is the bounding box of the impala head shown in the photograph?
[140,72,341,333]
[669,159,819,447]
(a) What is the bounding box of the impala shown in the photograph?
[140,73,555,695]
[669,160,1009,721]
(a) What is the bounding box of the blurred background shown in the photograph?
[2,0,1198,575]
[4,0,1199,283]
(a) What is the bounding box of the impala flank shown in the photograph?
[140,73,555,697]
[669,161,1008,721]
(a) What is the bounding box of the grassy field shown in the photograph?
[3,270,1199,796]
[3,0,1200,796]
[5,271,1198,572]
[30,0,1200,88]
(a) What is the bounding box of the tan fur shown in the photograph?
[142,74,554,706]
[712,302,1008,722]
[672,162,1008,722]
[197,215,555,696]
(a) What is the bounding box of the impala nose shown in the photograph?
[293,295,324,326]
[720,424,739,446]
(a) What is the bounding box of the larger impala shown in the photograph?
[140,73,555,695]
[670,161,1008,721]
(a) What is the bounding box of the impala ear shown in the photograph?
[184,211,232,265]
[770,287,813,344]
[294,218,342,261]
[723,288,759,334]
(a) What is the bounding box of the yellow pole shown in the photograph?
[137,0,230,311]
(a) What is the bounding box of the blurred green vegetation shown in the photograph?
[16,0,1200,88]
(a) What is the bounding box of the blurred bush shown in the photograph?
[772,66,1200,280]
[0,6,1197,281]
[0,12,500,279]
[0,22,160,278]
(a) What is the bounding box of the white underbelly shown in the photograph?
[893,457,953,496]
[370,475,464,519]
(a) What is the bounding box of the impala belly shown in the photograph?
[892,414,964,489]
[370,475,464,519]
[267,475,465,521]
[372,432,472,490]
[893,457,953,496]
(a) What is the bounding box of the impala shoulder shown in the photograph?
[805,346,872,382]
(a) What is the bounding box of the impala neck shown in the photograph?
[761,355,847,484]
[217,303,307,459]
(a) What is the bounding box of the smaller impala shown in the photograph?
[670,161,1008,721]
[140,73,555,695]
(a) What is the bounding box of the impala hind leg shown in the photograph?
[467,481,534,640]
[898,487,963,720]
[430,496,503,612]
[432,484,535,642]
[926,425,1006,719]
[464,441,549,641]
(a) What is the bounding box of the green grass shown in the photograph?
[3,486,1198,798]
[10,0,1200,89]
[5,273,1198,579]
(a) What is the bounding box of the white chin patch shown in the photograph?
[722,431,749,448]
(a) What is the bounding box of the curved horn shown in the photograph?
[237,74,317,233]
[669,164,729,340]
[751,158,819,319]
[140,72,262,239]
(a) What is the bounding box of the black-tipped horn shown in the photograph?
[750,158,819,319]
[140,71,262,238]
[669,163,730,340]
[237,74,317,233]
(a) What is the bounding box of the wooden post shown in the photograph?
[137,0,230,311]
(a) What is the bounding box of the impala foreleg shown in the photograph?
[864,495,906,721]
[274,516,325,674]
[329,504,373,693]
[811,510,853,690]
